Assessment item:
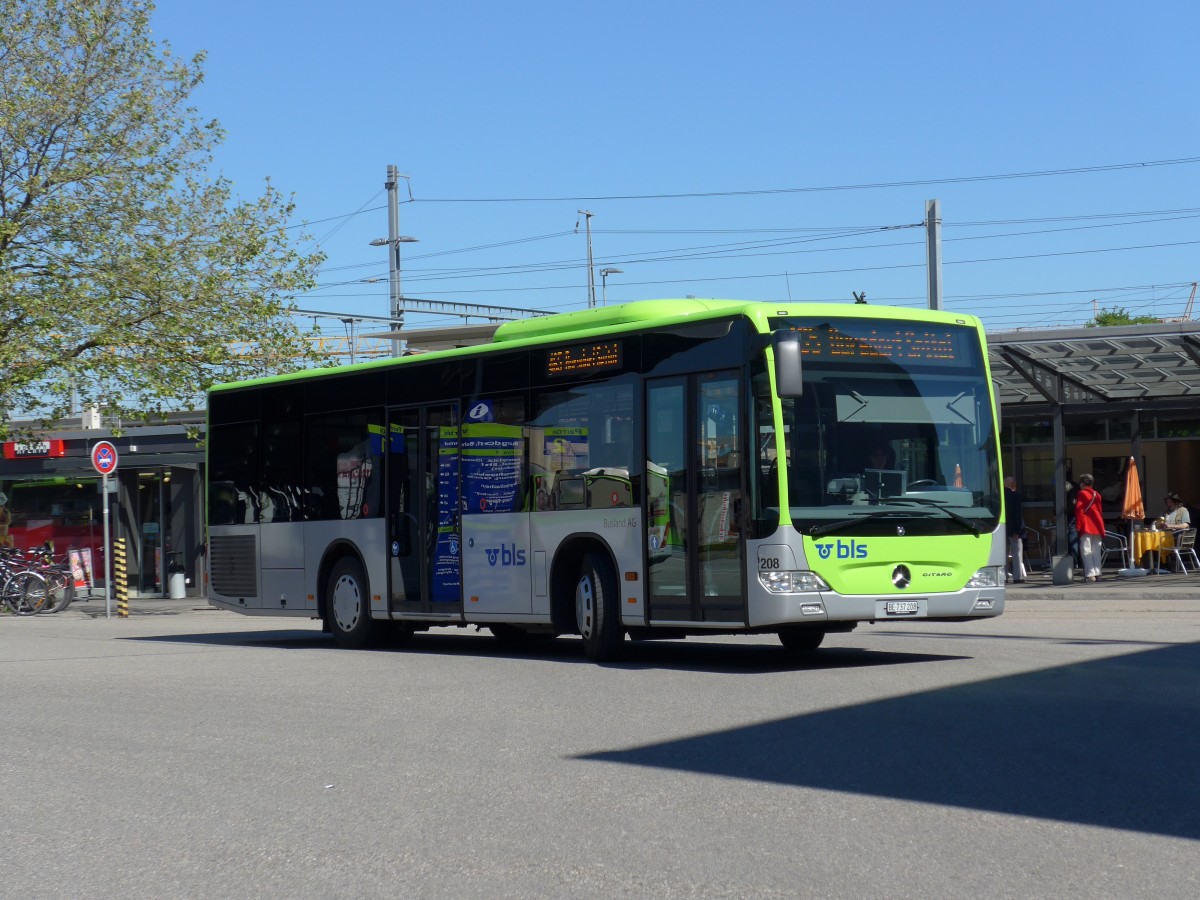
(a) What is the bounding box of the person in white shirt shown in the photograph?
[1163,492,1191,532]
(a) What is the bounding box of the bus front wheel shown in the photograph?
[778,628,825,655]
[576,551,623,662]
[327,557,378,649]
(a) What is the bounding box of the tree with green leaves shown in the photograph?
[0,0,327,438]
[1086,306,1161,327]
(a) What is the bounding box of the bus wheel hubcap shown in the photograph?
[332,576,361,630]
[576,576,594,640]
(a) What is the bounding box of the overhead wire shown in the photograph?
[286,160,1198,329]
[303,232,1198,293]
[306,208,1198,288]
[412,156,1200,202]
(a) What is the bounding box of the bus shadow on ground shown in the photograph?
[410,635,969,673]
[580,640,1200,840]
[125,628,968,673]
[124,629,332,649]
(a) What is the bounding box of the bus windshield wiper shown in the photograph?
[880,497,981,536]
[808,508,932,538]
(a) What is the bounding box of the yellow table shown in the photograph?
[1131,530,1175,568]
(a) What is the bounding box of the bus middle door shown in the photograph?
[460,397,533,618]
[387,405,462,617]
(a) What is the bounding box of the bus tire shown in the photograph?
[327,557,378,649]
[576,551,623,662]
[778,628,825,655]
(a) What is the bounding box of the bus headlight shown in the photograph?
[758,570,830,593]
[966,567,1002,588]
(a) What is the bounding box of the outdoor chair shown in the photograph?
[1023,527,1051,571]
[1168,528,1200,574]
[1101,531,1129,570]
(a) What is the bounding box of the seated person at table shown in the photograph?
[1162,491,1191,532]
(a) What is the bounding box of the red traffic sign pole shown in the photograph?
[90,441,118,618]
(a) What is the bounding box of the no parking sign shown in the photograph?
[91,440,118,475]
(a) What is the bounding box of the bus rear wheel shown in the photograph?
[576,551,623,662]
[327,557,378,649]
[778,628,825,655]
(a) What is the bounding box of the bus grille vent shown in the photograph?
[210,534,258,597]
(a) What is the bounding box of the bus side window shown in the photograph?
[208,422,259,524]
[304,412,383,521]
[528,379,636,510]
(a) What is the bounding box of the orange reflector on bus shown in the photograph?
[470,596,479,603]
[628,597,637,604]
[624,571,638,581]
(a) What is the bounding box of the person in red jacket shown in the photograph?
[1074,473,1105,582]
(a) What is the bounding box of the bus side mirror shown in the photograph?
[773,332,803,398]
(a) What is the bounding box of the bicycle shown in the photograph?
[0,548,49,616]
[23,544,75,614]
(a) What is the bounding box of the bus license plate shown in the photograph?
[884,600,920,615]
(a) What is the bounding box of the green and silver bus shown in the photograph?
[206,299,1005,661]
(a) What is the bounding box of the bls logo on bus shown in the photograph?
[815,539,868,560]
[485,544,527,567]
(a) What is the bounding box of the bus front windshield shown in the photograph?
[758,317,1001,537]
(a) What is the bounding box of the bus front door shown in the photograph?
[646,371,746,623]
[387,405,461,617]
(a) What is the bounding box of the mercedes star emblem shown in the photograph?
[892,565,911,589]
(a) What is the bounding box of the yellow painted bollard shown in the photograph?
[112,538,129,618]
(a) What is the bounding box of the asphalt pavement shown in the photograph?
[6,573,1199,899]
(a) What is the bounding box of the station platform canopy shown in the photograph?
[366,322,501,354]
[987,321,1200,412]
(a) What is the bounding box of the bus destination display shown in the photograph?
[771,319,971,366]
[546,340,623,377]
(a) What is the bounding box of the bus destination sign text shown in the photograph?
[770,319,971,366]
[546,341,622,378]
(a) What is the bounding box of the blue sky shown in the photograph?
[152,1,1200,336]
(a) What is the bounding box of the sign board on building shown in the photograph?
[3,439,67,459]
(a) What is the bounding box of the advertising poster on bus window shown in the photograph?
[461,422,524,513]
[543,426,588,471]
[431,426,461,602]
